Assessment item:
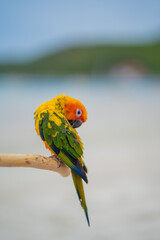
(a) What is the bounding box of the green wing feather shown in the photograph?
[40,112,87,181]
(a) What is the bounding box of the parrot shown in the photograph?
[34,94,90,226]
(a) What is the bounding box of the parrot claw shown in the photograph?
[49,155,62,168]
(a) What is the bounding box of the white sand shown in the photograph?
[0,77,160,240]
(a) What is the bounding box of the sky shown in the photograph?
[0,0,160,62]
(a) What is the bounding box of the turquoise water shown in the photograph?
[0,75,160,240]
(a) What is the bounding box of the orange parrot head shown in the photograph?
[63,95,88,128]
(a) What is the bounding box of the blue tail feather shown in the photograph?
[62,150,88,183]
[84,206,90,226]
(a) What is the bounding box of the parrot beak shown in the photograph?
[69,119,83,128]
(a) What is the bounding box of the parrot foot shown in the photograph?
[49,155,62,168]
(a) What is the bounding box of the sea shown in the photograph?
[0,75,160,240]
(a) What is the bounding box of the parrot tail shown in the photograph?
[71,170,90,226]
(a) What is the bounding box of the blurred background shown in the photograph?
[0,0,160,239]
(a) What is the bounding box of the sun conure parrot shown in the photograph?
[34,94,90,226]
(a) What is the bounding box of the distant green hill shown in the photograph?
[0,42,160,75]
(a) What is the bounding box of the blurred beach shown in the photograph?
[0,76,160,240]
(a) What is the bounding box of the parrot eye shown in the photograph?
[76,108,82,117]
